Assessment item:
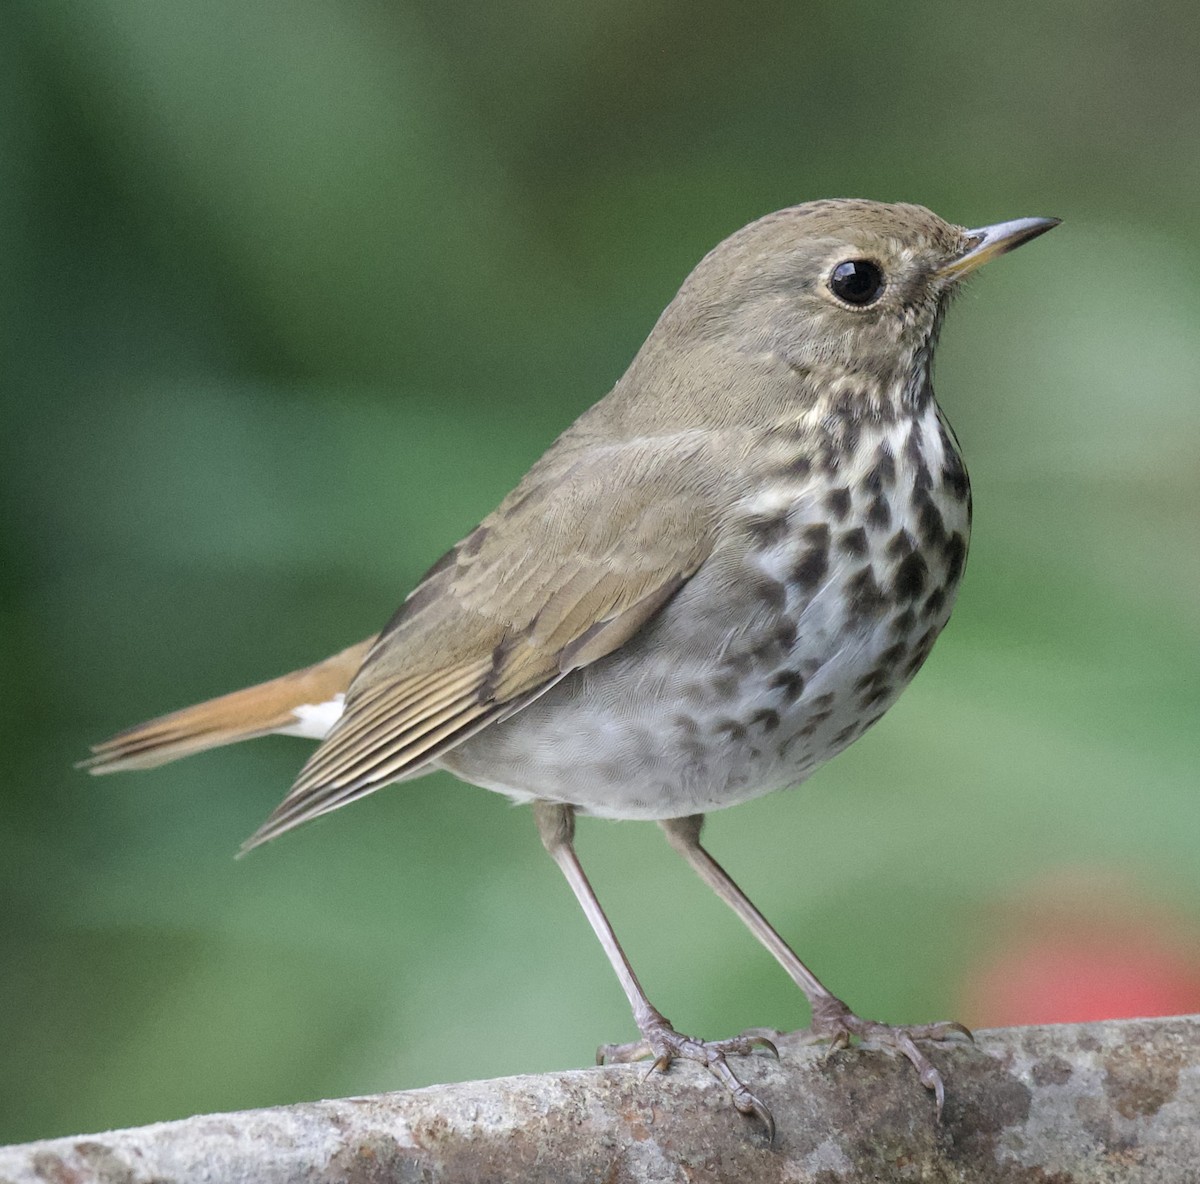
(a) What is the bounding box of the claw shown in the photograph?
[753,1036,781,1061]
[732,1088,776,1144]
[600,1019,776,1137]
[819,1027,851,1062]
[807,996,969,1121]
[929,1072,945,1121]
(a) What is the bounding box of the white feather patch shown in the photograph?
[276,694,346,739]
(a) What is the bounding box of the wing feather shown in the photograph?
[243,431,723,850]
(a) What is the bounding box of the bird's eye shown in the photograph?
[828,259,885,306]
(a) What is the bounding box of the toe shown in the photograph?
[606,1022,776,1134]
[708,1032,779,1059]
[905,1019,974,1044]
[597,1038,654,1065]
[705,1051,775,1140]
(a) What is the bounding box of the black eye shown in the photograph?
[829,259,885,306]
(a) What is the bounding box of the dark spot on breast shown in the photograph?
[817,436,841,475]
[839,526,868,557]
[829,389,860,418]
[792,548,828,591]
[923,587,946,617]
[915,491,947,547]
[891,606,916,634]
[942,452,970,502]
[711,674,740,698]
[860,449,897,497]
[773,619,798,649]
[944,532,968,584]
[722,651,754,675]
[745,510,790,546]
[866,494,891,530]
[789,455,812,478]
[905,424,924,464]
[811,692,836,711]
[893,550,928,600]
[825,487,852,520]
[769,669,806,701]
[714,719,748,741]
[874,443,897,483]
[752,576,787,613]
[902,626,942,677]
[886,529,916,559]
[855,668,884,692]
[847,566,888,618]
[831,723,862,746]
[879,641,908,666]
[903,426,933,489]
[859,685,892,710]
[673,715,699,735]
[750,708,781,732]
[792,524,831,590]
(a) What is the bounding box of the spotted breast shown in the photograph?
[437,399,971,819]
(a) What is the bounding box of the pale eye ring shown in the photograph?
[829,259,885,306]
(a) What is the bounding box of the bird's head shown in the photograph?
[660,199,1058,417]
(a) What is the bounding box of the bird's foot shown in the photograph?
[804,995,973,1119]
[599,1013,779,1139]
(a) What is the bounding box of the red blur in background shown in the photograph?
[960,867,1200,1027]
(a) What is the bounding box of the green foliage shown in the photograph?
[2,0,1199,1143]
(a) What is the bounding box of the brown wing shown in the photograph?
[242,434,718,850]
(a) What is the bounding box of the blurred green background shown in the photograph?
[3,0,1199,1145]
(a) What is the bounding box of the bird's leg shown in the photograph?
[532,801,777,1136]
[659,813,972,1118]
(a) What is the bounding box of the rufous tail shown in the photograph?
[80,637,377,774]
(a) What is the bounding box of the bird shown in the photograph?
[83,199,1059,1136]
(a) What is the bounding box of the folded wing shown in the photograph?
[243,433,719,849]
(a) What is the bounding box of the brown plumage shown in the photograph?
[255,439,716,845]
[82,638,374,772]
[84,200,1059,1134]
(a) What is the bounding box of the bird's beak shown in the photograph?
[937,216,1061,279]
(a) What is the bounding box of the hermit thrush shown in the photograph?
[85,200,1058,1136]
